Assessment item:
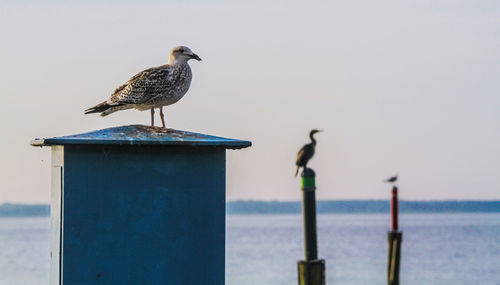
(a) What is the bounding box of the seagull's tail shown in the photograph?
[84,101,111,115]
[85,102,127,117]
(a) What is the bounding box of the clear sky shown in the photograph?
[1,0,499,203]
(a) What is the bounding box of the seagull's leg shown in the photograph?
[150,107,155,127]
[159,107,166,128]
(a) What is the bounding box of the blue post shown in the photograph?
[31,125,251,285]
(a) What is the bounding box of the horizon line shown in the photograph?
[2,199,500,206]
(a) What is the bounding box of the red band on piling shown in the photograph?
[391,186,398,230]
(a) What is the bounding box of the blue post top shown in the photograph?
[30,125,251,150]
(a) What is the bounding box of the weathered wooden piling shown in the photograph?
[298,168,325,285]
[387,186,402,285]
[31,125,251,285]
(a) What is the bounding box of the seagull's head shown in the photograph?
[169,46,202,65]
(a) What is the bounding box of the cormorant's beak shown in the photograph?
[190,53,202,61]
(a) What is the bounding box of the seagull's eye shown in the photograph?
[178,49,184,53]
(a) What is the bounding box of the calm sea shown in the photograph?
[1,213,499,284]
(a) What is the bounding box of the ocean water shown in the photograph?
[1,214,499,284]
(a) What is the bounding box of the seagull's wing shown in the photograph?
[107,65,174,105]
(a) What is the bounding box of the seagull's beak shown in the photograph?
[190,53,202,61]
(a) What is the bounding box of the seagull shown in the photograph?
[295,129,323,177]
[84,46,202,128]
[383,174,398,183]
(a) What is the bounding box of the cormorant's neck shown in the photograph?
[310,133,317,145]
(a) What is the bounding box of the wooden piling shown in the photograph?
[388,185,402,285]
[387,231,402,285]
[298,260,325,285]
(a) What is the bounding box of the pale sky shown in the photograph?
[1,0,500,203]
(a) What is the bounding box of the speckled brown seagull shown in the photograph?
[85,46,201,128]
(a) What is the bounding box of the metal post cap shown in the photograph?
[301,168,316,190]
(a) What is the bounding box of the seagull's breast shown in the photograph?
[153,63,192,107]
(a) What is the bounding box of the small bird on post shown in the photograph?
[384,174,398,183]
[295,129,323,177]
[84,46,202,128]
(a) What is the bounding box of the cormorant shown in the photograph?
[295,129,323,177]
[383,174,398,183]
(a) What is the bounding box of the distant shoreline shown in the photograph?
[1,200,500,217]
[227,200,500,214]
[0,203,50,217]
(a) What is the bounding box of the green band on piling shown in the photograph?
[301,177,316,189]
